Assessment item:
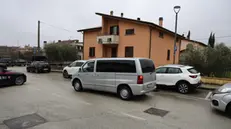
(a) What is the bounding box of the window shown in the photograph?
[96,60,136,73]
[187,68,198,73]
[167,49,170,60]
[69,62,76,67]
[125,29,134,35]
[139,59,155,73]
[159,32,164,38]
[89,47,95,57]
[82,61,95,72]
[125,47,133,57]
[156,67,167,73]
[110,26,119,35]
[167,68,182,74]
[75,62,84,67]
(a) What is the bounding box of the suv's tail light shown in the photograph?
[137,75,143,84]
[189,75,197,78]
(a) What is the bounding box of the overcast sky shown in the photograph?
[1,0,231,47]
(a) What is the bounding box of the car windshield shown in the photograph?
[76,62,84,67]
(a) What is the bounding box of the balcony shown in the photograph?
[97,34,119,44]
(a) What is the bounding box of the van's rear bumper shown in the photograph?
[130,82,156,95]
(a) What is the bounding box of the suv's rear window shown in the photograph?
[139,59,155,73]
[187,68,198,74]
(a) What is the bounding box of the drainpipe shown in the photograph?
[81,31,84,60]
[149,27,152,58]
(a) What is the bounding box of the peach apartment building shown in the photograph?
[78,11,184,66]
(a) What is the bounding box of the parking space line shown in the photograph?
[205,92,212,100]
[120,112,146,121]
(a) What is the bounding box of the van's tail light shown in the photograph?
[137,75,143,84]
[189,75,197,78]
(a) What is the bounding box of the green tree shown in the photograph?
[208,32,215,48]
[44,43,77,62]
[187,30,191,39]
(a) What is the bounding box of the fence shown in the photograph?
[49,62,72,70]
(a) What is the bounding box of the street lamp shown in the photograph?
[173,6,181,64]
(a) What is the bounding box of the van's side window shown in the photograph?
[82,61,95,72]
[96,60,136,73]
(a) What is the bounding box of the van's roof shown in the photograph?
[88,58,151,61]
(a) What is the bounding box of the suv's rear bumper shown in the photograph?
[191,81,202,88]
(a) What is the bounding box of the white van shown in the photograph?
[71,58,156,100]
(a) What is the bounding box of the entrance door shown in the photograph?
[111,47,117,57]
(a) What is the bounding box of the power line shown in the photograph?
[40,21,75,33]
[195,35,231,40]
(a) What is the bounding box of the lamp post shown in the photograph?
[173,6,181,64]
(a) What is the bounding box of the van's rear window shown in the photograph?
[187,68,198,73]
[139,59,155,73]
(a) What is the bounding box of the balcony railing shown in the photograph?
[97,35,119,44]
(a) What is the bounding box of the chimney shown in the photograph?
[110,11,113,16]
[159,17,163,27]
[137,17,141,21]
[121,13,124,17]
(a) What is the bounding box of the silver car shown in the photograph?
[211,83,231,115]
[71,58,156,100]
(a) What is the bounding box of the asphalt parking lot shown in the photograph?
[0,67,230,129]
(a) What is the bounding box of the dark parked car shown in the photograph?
[26,61,51,73]
[0,58,14,67]
[0,64,26,86]
[14,59,27,66]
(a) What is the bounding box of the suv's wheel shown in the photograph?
[177,82,189,94]
[73,79,83,92]
[118,86,133,100]
[15,76,25,85]
[226,103,231,116]
[63,70,69,78]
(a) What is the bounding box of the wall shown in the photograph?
[181,39,206,51]
[83,30,102,60]
[151,29,180,66]
[117,20,150,58]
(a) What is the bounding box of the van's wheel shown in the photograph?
[63,70,69,78]
[226,103,231,116]
[118,86,133,100]
[15,76,25,85]
[27,68,30,72]
[73,79,83,92]
[177,82,189,94]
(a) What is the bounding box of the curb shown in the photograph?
[198,87,217,90]
[51,70,62,73]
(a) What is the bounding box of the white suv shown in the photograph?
[63,60,86,78]
[156,64,201,94]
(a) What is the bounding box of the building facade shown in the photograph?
[78,12,183,66]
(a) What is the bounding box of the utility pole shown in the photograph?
[37,20,40,54]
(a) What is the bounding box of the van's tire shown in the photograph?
[226,103,231,116]
[73,79,83,92]
[177,81,190,94]
[118,85,133,100]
